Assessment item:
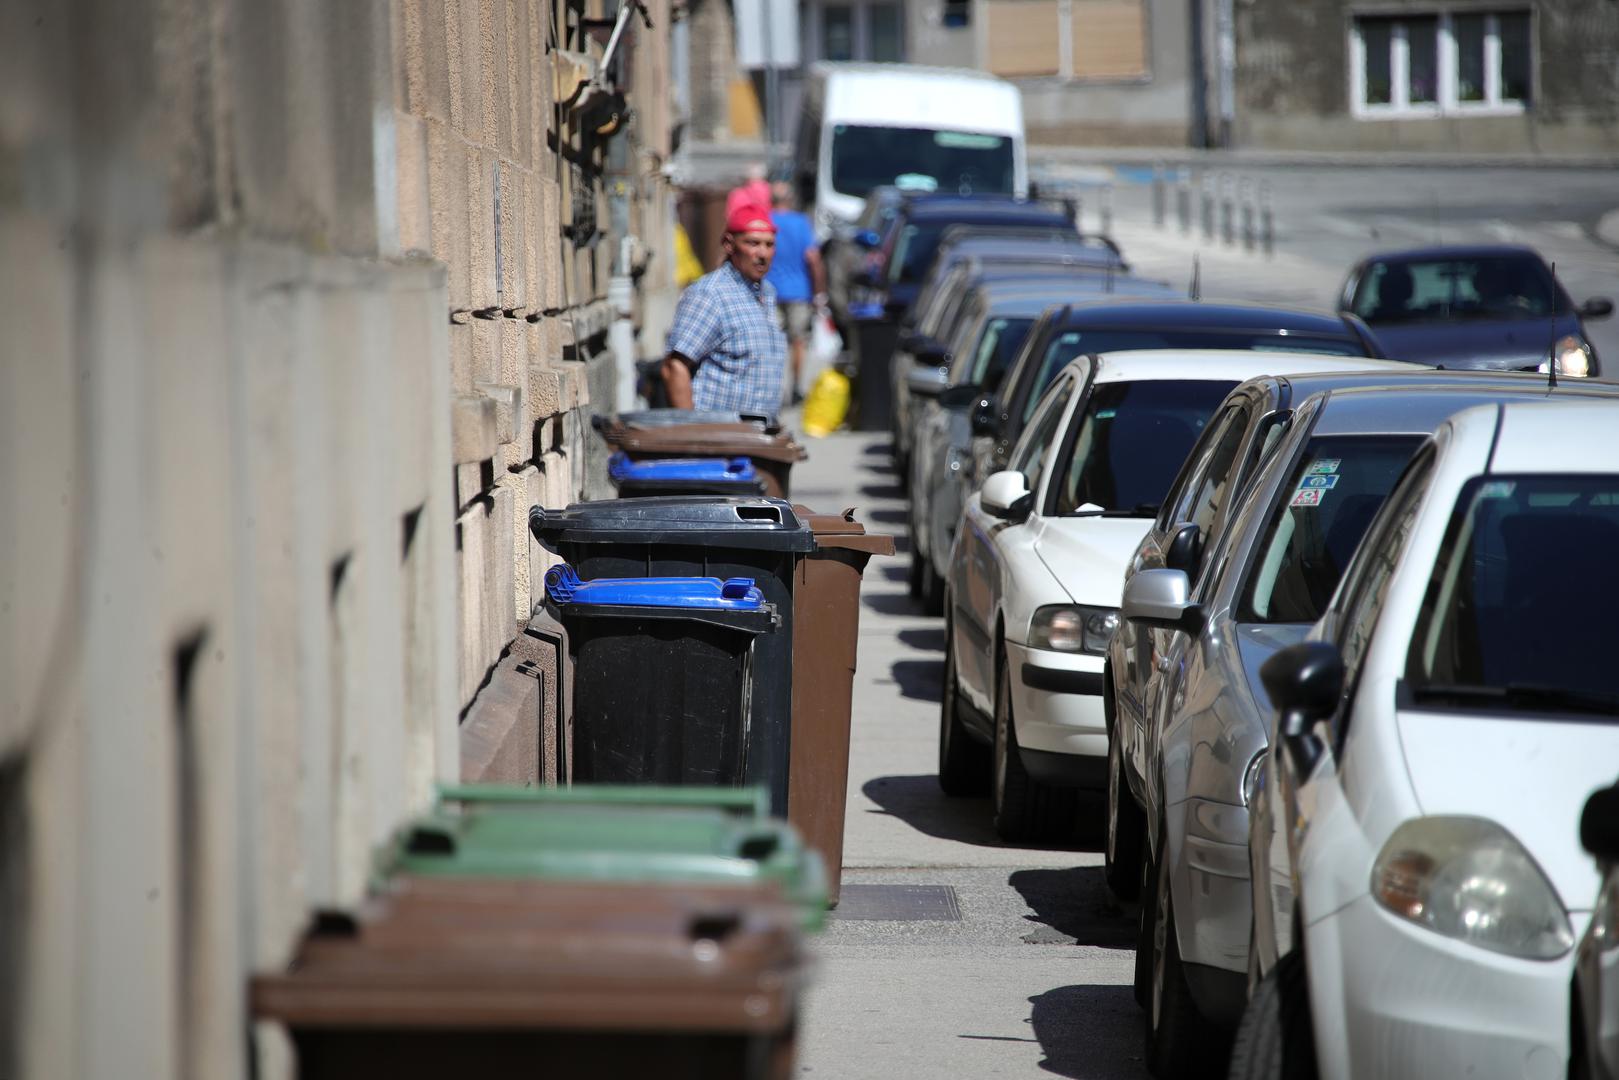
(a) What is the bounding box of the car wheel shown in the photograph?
[907,543,925,600]
[1134,835,1156,1010]
[1105,722,1145,901]
[920,553,945,617]
[938,619,990,796]
[1227,949,1318,1080]
[991,653,1075,843]
[1145,816,1224,1078]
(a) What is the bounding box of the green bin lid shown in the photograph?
[375,783,828,930]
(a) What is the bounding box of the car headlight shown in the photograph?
[1029,605,1119,655]
[1371,817,1574,960]
[1538,334,1593,378]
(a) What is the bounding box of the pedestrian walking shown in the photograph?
[765,181,827,406]
[660,204,787,418]
[725,162,772,222]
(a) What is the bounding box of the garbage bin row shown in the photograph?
[253,408,892,1079]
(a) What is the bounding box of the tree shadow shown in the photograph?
[863,506,908,526]
[859,481,906,500]
[896,626,945,652]
[1027,984,1148,1079]
[1007,865,1135,949]
[890,658,943,702]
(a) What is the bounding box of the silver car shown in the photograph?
[1112,377,1619,1078]
[1577,780,1619,1080]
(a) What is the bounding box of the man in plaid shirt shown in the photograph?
[661,203,787,418]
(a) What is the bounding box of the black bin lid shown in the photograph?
[529,496,817,552]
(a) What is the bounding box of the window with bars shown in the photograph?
[1352,10,1532,118]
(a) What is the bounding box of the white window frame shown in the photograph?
[1349,10,1531,120]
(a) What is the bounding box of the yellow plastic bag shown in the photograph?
[801,365,851,437]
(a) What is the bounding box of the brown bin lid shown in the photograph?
[792,506,897,556]
[605,425,809,463]
[252,877,802,1034]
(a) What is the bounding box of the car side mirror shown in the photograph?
[937,383,983,409]
[1259,641,1345,777]
[1163,522,1203,575]
[970,394,1001,437]
[1121,568,1204,635]
[1580,297,1614,321]
[980,470,1032,523]
[1581,782,1619,861]
[906,367,948,399]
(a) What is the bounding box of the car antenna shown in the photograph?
[1189,253,1201,301]
[1546,261,1559,393]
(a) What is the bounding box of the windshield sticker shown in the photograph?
[1291,488,1325,508]
[1307,459,1340,475]
[1478,480,1517,499]
[1298,474,1339,491]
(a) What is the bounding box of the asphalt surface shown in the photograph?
[790,433,1149,1080]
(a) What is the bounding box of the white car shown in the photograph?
[938,349,1403,841]
[1234,398,1619,1080]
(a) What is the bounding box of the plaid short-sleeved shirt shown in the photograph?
[665,262,787,418]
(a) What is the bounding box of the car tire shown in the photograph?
[907,543,925,600]
[920,553,945,617]
[938,620,990,796]
[1227,949,1317,1080]
[1105,720,1145,901]
[1135,836,1156,1010]
[992,653,1075,843]
[1144,833,1225,1077]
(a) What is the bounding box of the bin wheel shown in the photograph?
[992,654,1075,843]
[1105,724,1145,901]
[939,621,990,796]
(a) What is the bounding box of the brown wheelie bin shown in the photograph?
[788,507,895,905]
[251,876,805,1080]
[596,416,808,498]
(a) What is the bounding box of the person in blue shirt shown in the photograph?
[764,182,826,406]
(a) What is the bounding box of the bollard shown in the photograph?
[1220,173,1235,246]
[1241,178,1256,252]
[1152,162,1166,228]
[1100,184,1114,237]
[1260,182,1275,257]
[1201,173,1215,241]
[1176,169,1192,234]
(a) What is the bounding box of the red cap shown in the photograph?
[725,203,776,236]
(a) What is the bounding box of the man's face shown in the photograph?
[725,230,775,283]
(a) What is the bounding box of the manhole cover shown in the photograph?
[831,884,962,922]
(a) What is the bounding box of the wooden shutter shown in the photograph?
[1069,0,1148,79]
[984,0,1062,77]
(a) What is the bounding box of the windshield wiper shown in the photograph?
[1065,503,1160,519]
[1408,681,1619,716]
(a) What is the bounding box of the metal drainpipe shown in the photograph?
[606,88,640,411]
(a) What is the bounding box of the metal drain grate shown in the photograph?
[831,884,962,922]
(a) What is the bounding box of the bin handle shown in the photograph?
[435,783,770,818]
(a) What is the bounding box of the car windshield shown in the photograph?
[1350,255,1562,322]
[1025,328,1365,423]
[1405,475,1619,715]
[964,317,1035,391]
[1242,435,1426,623]
[830,126,1016,199]
[1050,380,1239,517]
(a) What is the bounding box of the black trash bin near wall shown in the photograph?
[530,497,816,815]
[545,567,781,790]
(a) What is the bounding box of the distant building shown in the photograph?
[1235,0,1619,154]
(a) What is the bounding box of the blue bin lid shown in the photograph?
[608,452,758,484]
[545,564,765,610]
[849,301,885,320]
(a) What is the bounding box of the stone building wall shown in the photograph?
[0,0,671,1077]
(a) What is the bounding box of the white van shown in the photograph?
[793,63,1027,236]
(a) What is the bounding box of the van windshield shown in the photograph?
[830,126,1015,199]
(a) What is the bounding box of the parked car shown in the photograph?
[1576,780,1619,1080]
[1233,398,1619,1080]
[938,350,1396,842]
[1114,375,1619,1077]
[905,225,1128,326]
[970,300,1387,489]
[1338,244,1613,376]
[825,184,905,335]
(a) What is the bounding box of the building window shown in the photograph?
[983,0,1148,81]
[808,1,906,62]
[870,4,904,59]
[942,0,971,29]
[822,5,855,60]
[1351,11,1532,118]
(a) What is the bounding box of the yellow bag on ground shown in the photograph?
[801,366,851,437]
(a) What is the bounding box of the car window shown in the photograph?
[1048,380,1238,518]
[1176,404,1252,569]
[1242,435,1428,625]
[1404,473,1619,715]
[1010,377,1075,487]
[1158,402,1239,532]
[1350,255,1561,323]
[965,318,1035,392]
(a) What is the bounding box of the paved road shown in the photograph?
[791,433,1149,1080]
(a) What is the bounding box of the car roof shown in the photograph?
[1262,367,1582,403]
[1049,299,1361,336]
[1485,400,1619,473]
[971,275,1174,303]
[1357,243,1546,265]
[1086,350,1411,385]
[1308,381,1619,438]
[902,198,1071,224]
[966,288,1115,318]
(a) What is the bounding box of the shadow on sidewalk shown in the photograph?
[859,481,905,500]
[862,506,908,526]
[863,591,921,616]
[896,626,945,652]
[1007,865,1134,949]
[890,658,944,701]
[860,774,1004,849]
[1027,984,1147,1079]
